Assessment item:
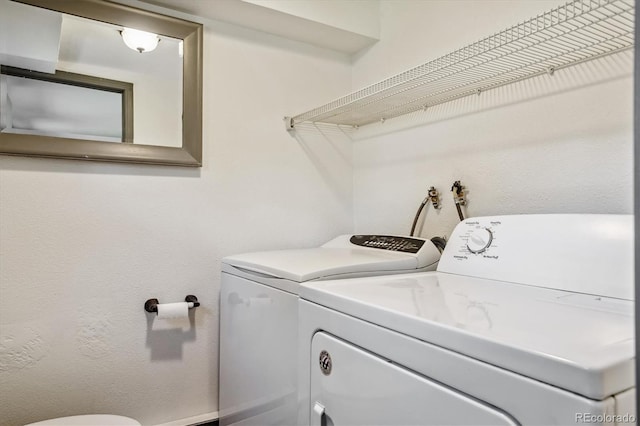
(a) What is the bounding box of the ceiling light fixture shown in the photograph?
[121,28,159,53]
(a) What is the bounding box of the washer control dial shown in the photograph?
[467,228,493,253]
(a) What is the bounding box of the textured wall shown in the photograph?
[351,0,633,238]
[0,15,353,426]
[0,1,634,425]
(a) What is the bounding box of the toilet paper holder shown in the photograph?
[145,295,200,314]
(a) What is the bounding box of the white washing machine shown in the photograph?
[298,215,636,426]
[219,234,442,426]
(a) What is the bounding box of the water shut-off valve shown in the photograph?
[451,181,466,206]
[428,186,441,210]
[451,181,466,221]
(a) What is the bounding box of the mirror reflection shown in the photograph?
[0,0,183,148]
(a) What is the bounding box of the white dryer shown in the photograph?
[298,215,636,426]
[219,234,441,426]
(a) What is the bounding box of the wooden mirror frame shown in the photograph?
[0,0,203,166]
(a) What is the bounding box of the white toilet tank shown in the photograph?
[25,414,140,426]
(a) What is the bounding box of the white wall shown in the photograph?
[351,0,633,239]
[0,13,352,426]
[0,1,634,425]
[243,0,380,39]
[0,0,61,73]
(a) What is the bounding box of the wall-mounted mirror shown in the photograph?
[0,0,203,166]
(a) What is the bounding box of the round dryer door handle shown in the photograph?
[312,402,325,426]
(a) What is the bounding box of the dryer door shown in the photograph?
[310,332,518,426]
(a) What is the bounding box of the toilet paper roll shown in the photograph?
[156,302,189,319]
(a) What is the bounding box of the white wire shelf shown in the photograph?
[286,0,635,130]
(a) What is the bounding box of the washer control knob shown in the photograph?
[467,228,493,253]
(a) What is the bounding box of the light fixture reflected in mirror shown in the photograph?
[121,28,159,53]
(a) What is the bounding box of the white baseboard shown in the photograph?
[153,411,219,426]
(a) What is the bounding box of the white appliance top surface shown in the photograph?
[222,235,437,283]
[299,271,635,400]
[224,248,416,283]
[26,415,140,426]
